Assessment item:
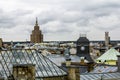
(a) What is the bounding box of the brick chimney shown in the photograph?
[67,66,80,80]
[65,57,80,80]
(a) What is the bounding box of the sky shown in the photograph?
[0,0,120,41]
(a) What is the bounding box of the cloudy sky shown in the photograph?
[0,0,120,41]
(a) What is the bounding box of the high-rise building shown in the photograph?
[30,18,43,43]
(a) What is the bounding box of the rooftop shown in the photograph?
[0,49,67,79]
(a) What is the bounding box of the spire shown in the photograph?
[35,17,38,26]
[34,17,39,30]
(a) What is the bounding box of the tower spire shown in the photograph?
[35,17,38,26]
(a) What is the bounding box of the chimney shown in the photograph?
[80,57,85,64]
[65,47,71,67]
[65,58,80,80]
[117,55,120,72]
[66,58,71,67]
[67,66,80,80]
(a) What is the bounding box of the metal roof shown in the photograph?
[96,48,120,61]
[47,54,89,66]
[90,66,117,73]
[81,72,120,80]
[0,49,67,79]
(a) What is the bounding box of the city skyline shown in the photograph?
[0,0,120,41]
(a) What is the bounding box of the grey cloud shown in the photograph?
[37,10,60,25]
[98,2,120,9]
[34,0,120,36]
[0,9,33,28]
[1,0,120,41]
[42,21,72,34]
[83,2,120,17]
[11,9,33,17]
[39,17,56,25]
[59,11,81,23]
[76,19,89,27]
[37,9,82,24]
[0,15,16,28]
[72,2,120,32]
[89,15,120,31]
[43,28,71,34]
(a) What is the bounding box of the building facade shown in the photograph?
[30,18,43,43]
[76,34,93,62]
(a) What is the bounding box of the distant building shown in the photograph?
[0,38,3,48]
[105,32,110,50]
[30,18,43,43]
[96,48,120,65]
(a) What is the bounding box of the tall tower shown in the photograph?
[30,18,43,43]
[105,32,110,50]
[0,38,3,48]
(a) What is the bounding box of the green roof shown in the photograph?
[96,48,120,61]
